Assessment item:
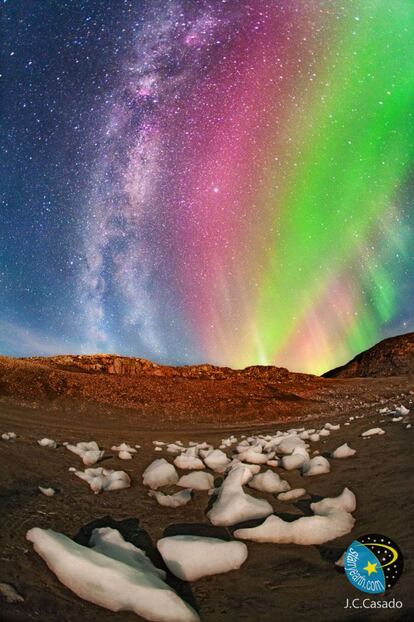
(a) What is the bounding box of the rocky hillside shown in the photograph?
[25,353,312,382]
[0,337,412,424]
[0,354,322,424]
[324,332,414,378]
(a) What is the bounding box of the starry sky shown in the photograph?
[1,0,413,375]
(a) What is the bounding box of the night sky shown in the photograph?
[1,0,413,374]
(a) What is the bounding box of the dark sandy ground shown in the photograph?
[0,390,413,622]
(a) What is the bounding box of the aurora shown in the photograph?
[1,0,413,374]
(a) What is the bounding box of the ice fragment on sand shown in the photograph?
[157,535,248,581]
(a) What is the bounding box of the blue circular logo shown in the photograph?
[344,534,403,594]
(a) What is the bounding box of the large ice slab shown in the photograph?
[27,527,199,622]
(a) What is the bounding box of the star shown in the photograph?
[363,561,378,576]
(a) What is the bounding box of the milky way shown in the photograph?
[1,1,414,373]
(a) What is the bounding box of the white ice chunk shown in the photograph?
[248,470,290,493]
[207,465,273,527]
[319,429,330,437]
[148,489,192,508]
[277,488,306,502]
[238,448,269,465]
[234,510,354,545]
[166,444,183,454]
[90,527,166,580]
[396,405,410,415]
[142,459,179,489]
[66,441,105,466]
[281,453,308,470]
[119,451,133,460]
[235,488,356,545]
[1,432,16,441]
[173,453,205,471]
[235,442,250,453]
[276,436,306,455]
[112,443,137,453]
[361,428,385,437]
[38,486,56,497]
[177,472,214,491]
[157,536,248,581]
[226,461,260,483]
[266,459,280,467]
[37,438,57,449]
[75,467,131,494]
[310,487,356,514]
[331,443,356,459]
[335,552,345,567]
[302,456,330,477]
[82,450,105,466]
[67,441,100,455]
[26,527,199,622]
[203,449,231,472]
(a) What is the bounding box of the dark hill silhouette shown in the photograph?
[324,332,414,378]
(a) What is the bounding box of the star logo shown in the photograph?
[345,534,404,593]
[363,561,378,576]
